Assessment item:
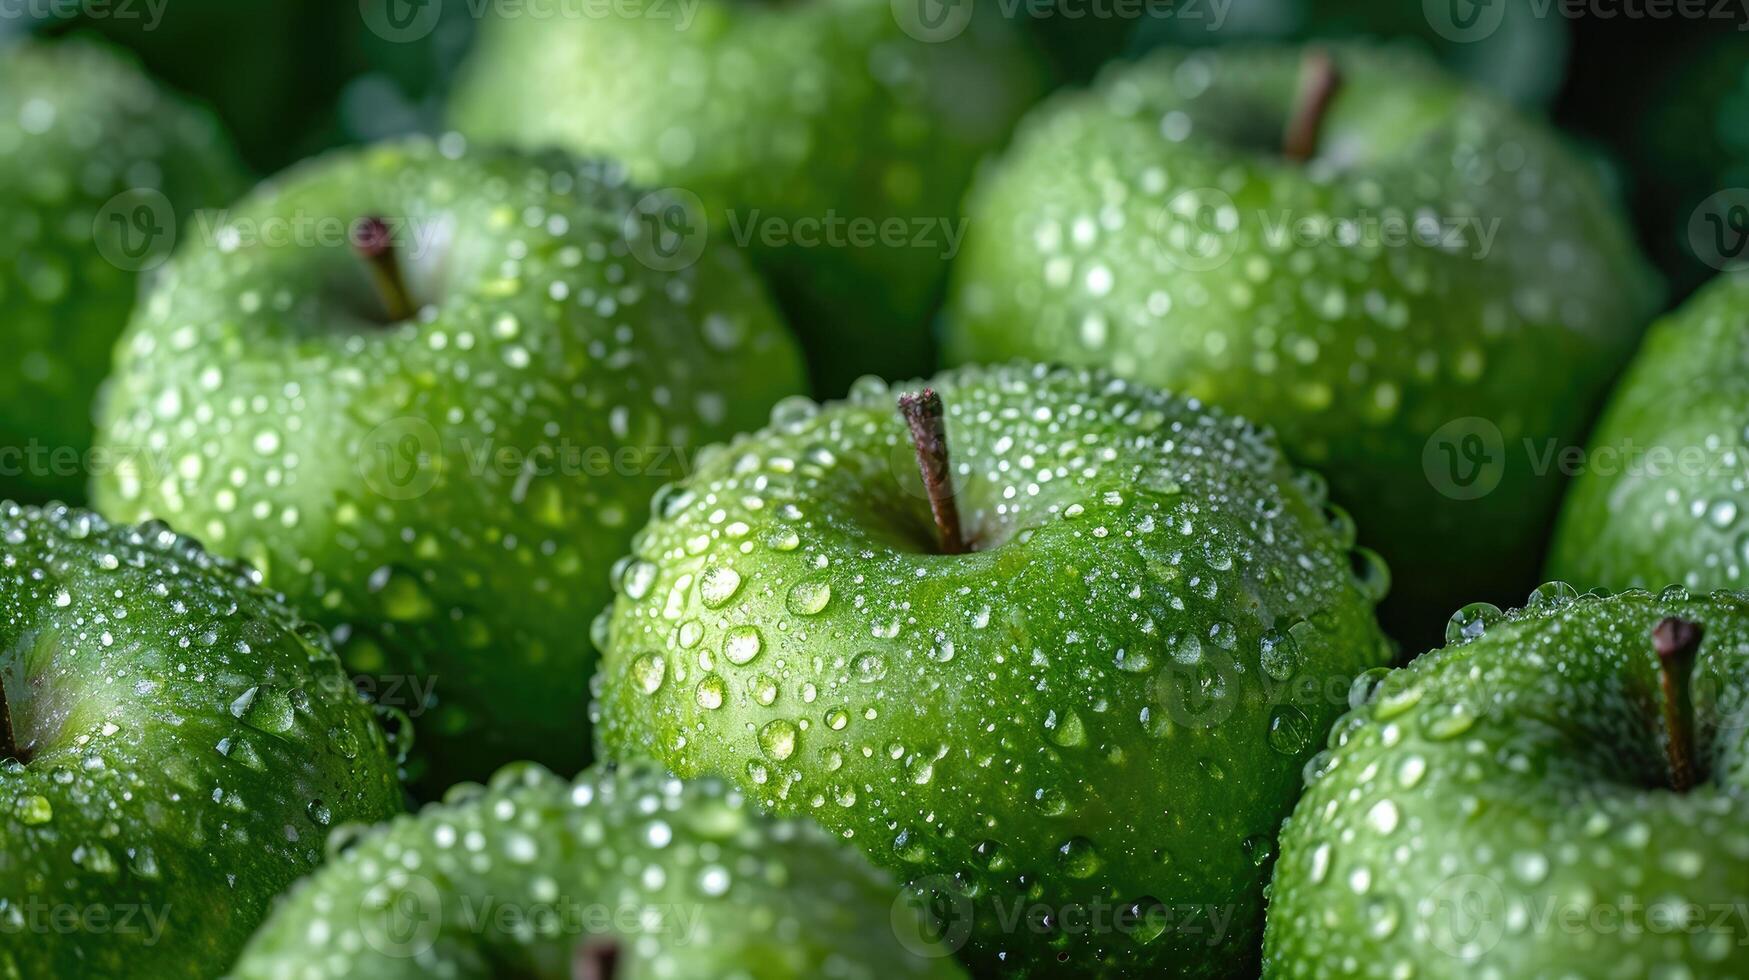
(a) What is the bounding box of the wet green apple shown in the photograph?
[230,763,965,979]
[91,138,806,788]
[0,504,403,977]
[1547,273,1749,593]
[944,44,1661,648]
[592,363,1393,975]
[1266,584,1749,977]
[0,38,242,505]
[449,0,1049,395]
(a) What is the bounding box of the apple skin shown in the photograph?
[229,763,966,979]
[448,0,1049,395]
[91,138,807,789]
[943,44,1661,650]
[1547,274,1749,594]
[591,363,1393,976]
[0,504,404,978]
[0,38,243,505]
[1264,584,1749,978]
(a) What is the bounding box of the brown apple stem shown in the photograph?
[1653,616,1703,793]
[352,216,417,322]
[899,389,967,555]
[1283,49,1342,163]
[572,941,620,980]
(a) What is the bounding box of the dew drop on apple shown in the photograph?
[722,625,762,665]
[1266,705,1313,755]
[853,652,886,682]
[697,565,742,608]
[619,559,657,600]
[1045,708,1086,747]
[824,707,849,731]
[751,674,779,706]
[1057,837,1102,878]
[306,800,332,826]
[16,795,52,825]
[786,577,832,616]
[1259,629,1299,681]
[630,653,666,695]
[695,676,725,710]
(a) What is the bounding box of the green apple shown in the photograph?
[1265,584,1749,977]
[591,363,1393,975]
[0,37,242,505]
[0,503,403,977]
[91,138,807,788]
[1133,0,1569,108]
[1547,273,1749,594]
[944,44,1661,648]
[231,762,966,979]
[449,0,1049,395]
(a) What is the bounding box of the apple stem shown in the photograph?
[1283,49,1342,163]
[572,941,620,980]
[352,216,417,323]
[1653,616,1703,794]
[899,389,968,555]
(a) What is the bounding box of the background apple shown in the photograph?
[231,763,966,978]
[1265,584,1749,977]
[91,138,807,789]
[448,0,1050,395]
[591,363,1392,975]
[0,504,403,977]
[0,37,243,505]
[944,44,1661,648]
[1547,273,1749,593]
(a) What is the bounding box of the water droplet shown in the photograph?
[786,577,832,616]
[1046,709,1087,747]
[1057,837,1102,878]
[853,652,887,682]
[1259,629,1300,681]
[695,676,725,710]
[1445,602,1503,644]
[698,566,743,608]
[631,653,666,695]
[723,625,763,666]
[758,720,798,761]
[1267,705,1313,755]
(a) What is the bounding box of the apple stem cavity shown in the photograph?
[1653,616,1703,794]
[352,215,417,323]
[572,940,620,980]
[899,388,968,555]
[1283,49,1342,164]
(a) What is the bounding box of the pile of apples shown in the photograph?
[2,5,1746,979]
